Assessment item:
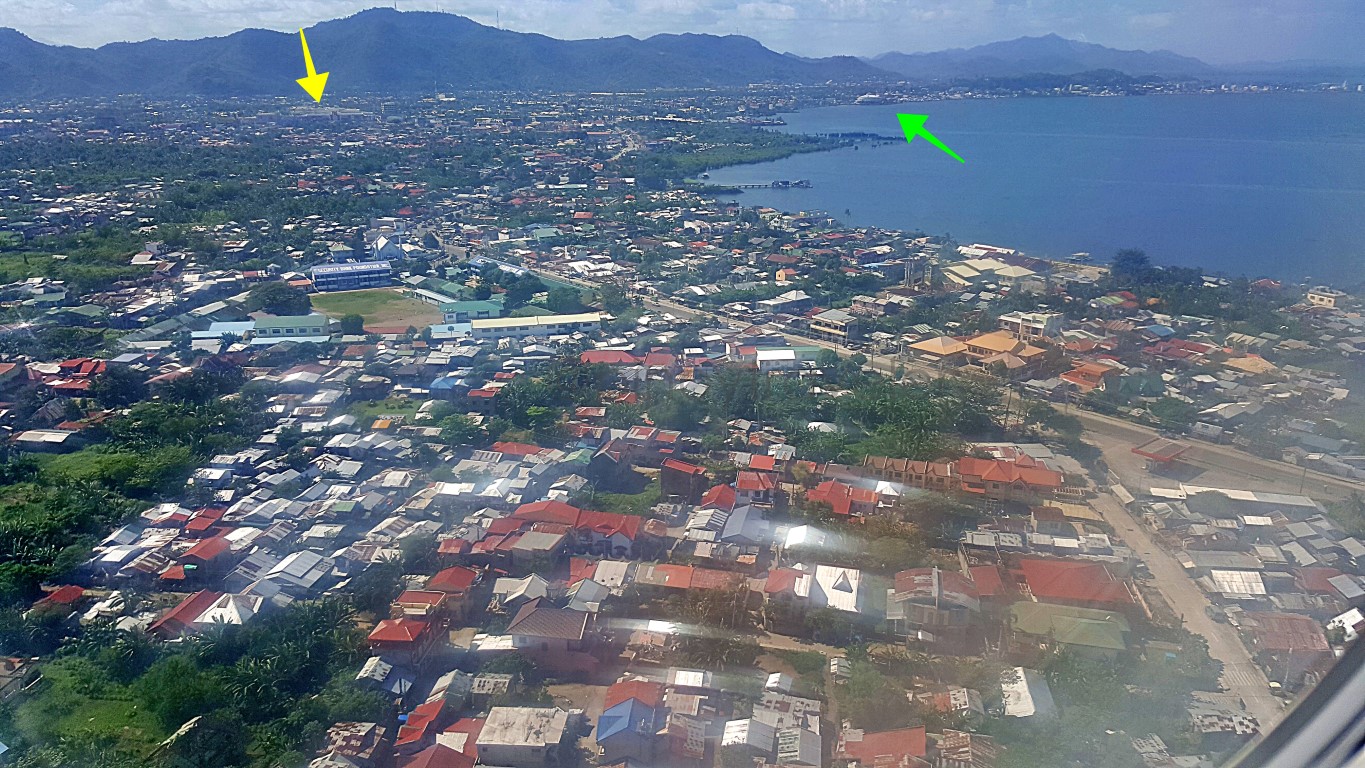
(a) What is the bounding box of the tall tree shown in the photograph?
[339,314,365,335]
[247,282,311,315]
[88,365,148,408]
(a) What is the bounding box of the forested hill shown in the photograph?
[0,9,887,99]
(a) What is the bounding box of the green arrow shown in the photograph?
[897,113,964,163]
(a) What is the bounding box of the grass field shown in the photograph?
[13,658,166,753]
[310,288,442,331]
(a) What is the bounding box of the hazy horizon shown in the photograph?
[3,0,1362,66]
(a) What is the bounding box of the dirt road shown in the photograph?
[1089,491,1282,726]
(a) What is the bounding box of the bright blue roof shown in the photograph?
[596,698,655,743]
[429,376,467,391]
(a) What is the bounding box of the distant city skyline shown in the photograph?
[3,0,1362,65]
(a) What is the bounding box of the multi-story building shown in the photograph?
[808,308,860,343]
[310,260,392,292]
[998,310,1063,340]
[1307,286,1348,309]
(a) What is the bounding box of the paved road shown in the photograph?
[1068,406,1363,500]
[1089,490,1283,727]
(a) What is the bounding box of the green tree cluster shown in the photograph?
[246,282,311,315]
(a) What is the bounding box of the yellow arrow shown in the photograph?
[295,28,329,102]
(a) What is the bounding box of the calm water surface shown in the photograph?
[708,93,1365,281]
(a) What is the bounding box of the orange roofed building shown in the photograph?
[962,330,1051,379]
[836,725,928,768]
[861,454,1064,502]
[954,456,1063,502]
[1012,558,1139,619]
[1060,361,1122,394]
[806,480,880,517]
[368,617,439,669]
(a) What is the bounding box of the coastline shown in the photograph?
[694,92,1365,282]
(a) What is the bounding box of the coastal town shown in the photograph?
[0,89,1364,768]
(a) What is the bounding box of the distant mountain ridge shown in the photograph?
[870,33,1215,80]
[0,15,1318,99]
[0,8,886,98]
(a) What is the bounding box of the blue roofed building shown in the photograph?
[595,697,659,763]
[310,260,392,292]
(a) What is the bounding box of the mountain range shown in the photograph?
[0,9,1336,99]
[868,34,1214,80]
[0,9,882,98]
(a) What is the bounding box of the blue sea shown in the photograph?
[707,93,1365,282]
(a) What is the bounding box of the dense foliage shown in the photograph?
[6,600,386,768]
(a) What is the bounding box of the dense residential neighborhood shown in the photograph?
[0,88,1363,768]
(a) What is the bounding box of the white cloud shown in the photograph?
[736,2,797,21]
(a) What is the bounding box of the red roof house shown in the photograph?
[605,679,666,709]
[368,617,437,667]
[699,484,737,511]
[661,458,709,503]
[34,585,85,609]
[955,457,1062,500]
[148,590,222,639]
[512,500,583,526]
[397,699,449,754]
[837,725,928,768]
[580,350,642,366]
[1015,559,1134,611]
[427,566,479,595]
[575,511,641,554]
[568,557,598,586]
[806,480,879,517]
[735,471,776,503]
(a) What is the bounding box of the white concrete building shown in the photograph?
[475,706,575,766]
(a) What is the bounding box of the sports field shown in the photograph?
[310,288,442,331]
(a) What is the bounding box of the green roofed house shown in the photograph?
[1009,602,1130,660]
[440,297,506,324]
[46,304,107,326]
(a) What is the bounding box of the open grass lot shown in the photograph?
[13,658,166,754]
[310,288,442,331]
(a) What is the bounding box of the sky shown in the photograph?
[3,0,1362,64]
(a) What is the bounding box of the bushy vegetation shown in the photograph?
[986,633,1221,768]
[628,122,845,189]
[6,600,387,768]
